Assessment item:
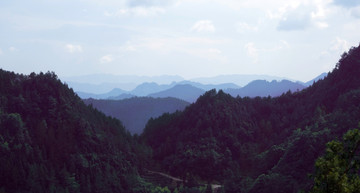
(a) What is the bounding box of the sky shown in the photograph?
[1,0,360,82]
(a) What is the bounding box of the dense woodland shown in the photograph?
[141,44,360,192]
[0,44,360,192]
[0,71,153,192]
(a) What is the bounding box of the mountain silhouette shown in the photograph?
[77,88,127,99]
[303,72,328,86]
[225,79,305,97]
[130,82,174,96]
[148,84,205,103]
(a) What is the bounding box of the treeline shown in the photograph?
[0,70,155,193]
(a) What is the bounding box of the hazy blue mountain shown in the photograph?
[303,72,328,86]
[108,93,136,100]
[73,73,326,100]
[77,88,127,99]
[83,97,189,134]
[65,81,137,93]
[225,79,306,97]
[76,81,240,100]
[129,81,238,97]
[130,82,174,96]
[148,84,206,103]
[190,74,289,87]
[177,80,240,90]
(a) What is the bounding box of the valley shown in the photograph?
[1,45,360,193]
[2,0,359,192]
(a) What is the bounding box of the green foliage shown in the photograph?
[141,44,360,193]
[0,69,150,193]
[151,186,171,193]
[311,128,360,193]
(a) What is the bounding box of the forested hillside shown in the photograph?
[141,45,360,192]
[0,70,153,193]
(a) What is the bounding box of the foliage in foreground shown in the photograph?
[311,128,360,193]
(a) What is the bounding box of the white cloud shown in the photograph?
[273,40,290,50]
[65,44,83,53]
[208,48,222,55]
[0,49,3,55]
[277,5,312,31]
[350,6,360,18]
[184,48,227,63]
[311,4,327,19]
[100,55,114,63]
[244,42,258,63]
[120,36,228,62]
[235,22,258,33]
[333,0,360,8]
[125,45,137,51]
[9,46,18,52]
[330,37,349,52]
[127,0,176,7]
[104,6,165,17]
[315,21,329,29]
[129,36,227,53]
[319,37,350,64]
[269,1,333,31]
[191,20,215,32]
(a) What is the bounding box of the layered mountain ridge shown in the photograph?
[75,75,322,102]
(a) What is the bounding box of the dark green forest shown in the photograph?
[1,44,360,193]
[0,71,155,192]
[141,44,360,192]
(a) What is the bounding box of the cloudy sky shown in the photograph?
[1,0,360,82]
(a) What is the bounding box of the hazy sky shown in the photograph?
[1,0,360,82]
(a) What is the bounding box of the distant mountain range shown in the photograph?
[77,88,127,99]
[64,74,307,94]
[130,82,173,96]
[148,84,205,103]
[73,72,327,102]
[190,74,290,87]
[83,97,189,134]
[225,80,306,97]
[65,81,137,94]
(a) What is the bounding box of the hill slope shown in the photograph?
[0,70,150,193]
[84,97,189,134]
[140,44,360,192]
